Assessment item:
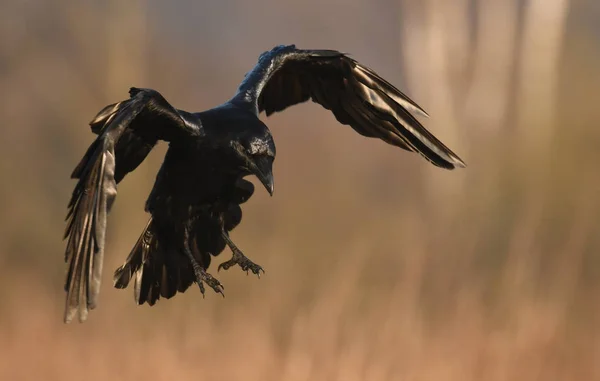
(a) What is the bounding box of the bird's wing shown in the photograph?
[63,87,202,323]
[250,46,465,169]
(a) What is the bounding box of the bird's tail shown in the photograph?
[113,217,194,306]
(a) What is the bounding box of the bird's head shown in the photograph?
[231,132,276,196]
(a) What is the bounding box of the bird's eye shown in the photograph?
[246,138,263,155]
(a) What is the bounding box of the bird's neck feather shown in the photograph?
[230,53,280,112]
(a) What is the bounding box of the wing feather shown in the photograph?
[63,88,201,323]
[253,46,465,169]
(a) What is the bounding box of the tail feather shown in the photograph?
[113,218,194,306]
[112,179,257,307]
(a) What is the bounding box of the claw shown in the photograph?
[204,275,225,296]
[192,266,225,297]
[217,248,264,278]
[184,234,225,298]
[219,255,264,278]
[217,260,234,272]
[220,233,264,278]
[198,281,206,298]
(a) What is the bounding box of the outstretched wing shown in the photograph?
[63,87,202,323]
[242,45,465,169]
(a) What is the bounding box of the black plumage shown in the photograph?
[63,44,466,323]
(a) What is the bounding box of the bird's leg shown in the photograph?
[218,232,264,277]
[183,228,224,297]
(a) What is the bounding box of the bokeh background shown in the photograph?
[1,0,600,379]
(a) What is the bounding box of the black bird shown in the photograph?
[63,44,466,323]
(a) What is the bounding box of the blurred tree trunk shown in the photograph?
[106,0,148,98]
[400,0,570,214]
[400,0,471,222]
[502,0,570,295]
[515,0,570,168]
[400,0,470,154]
[463,0,519,135]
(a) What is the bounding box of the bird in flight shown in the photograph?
[63,44,466,323]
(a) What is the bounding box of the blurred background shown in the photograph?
[1,0,599,379]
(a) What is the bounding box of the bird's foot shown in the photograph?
[192,264,225,297]
[218,249,264,278]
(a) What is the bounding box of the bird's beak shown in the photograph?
[253,156,274,196]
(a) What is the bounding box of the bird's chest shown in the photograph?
[146,146,240,219]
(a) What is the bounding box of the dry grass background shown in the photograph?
[1,0,600,380]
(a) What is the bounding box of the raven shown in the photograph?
[63,44,466,323]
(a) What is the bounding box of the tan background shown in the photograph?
[1,0,599,379]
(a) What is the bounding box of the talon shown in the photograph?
[184,231,225,297]
[218,250,264,279]
[220,233,263,278]
[192,266,225,297]
[218,260,235,272]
